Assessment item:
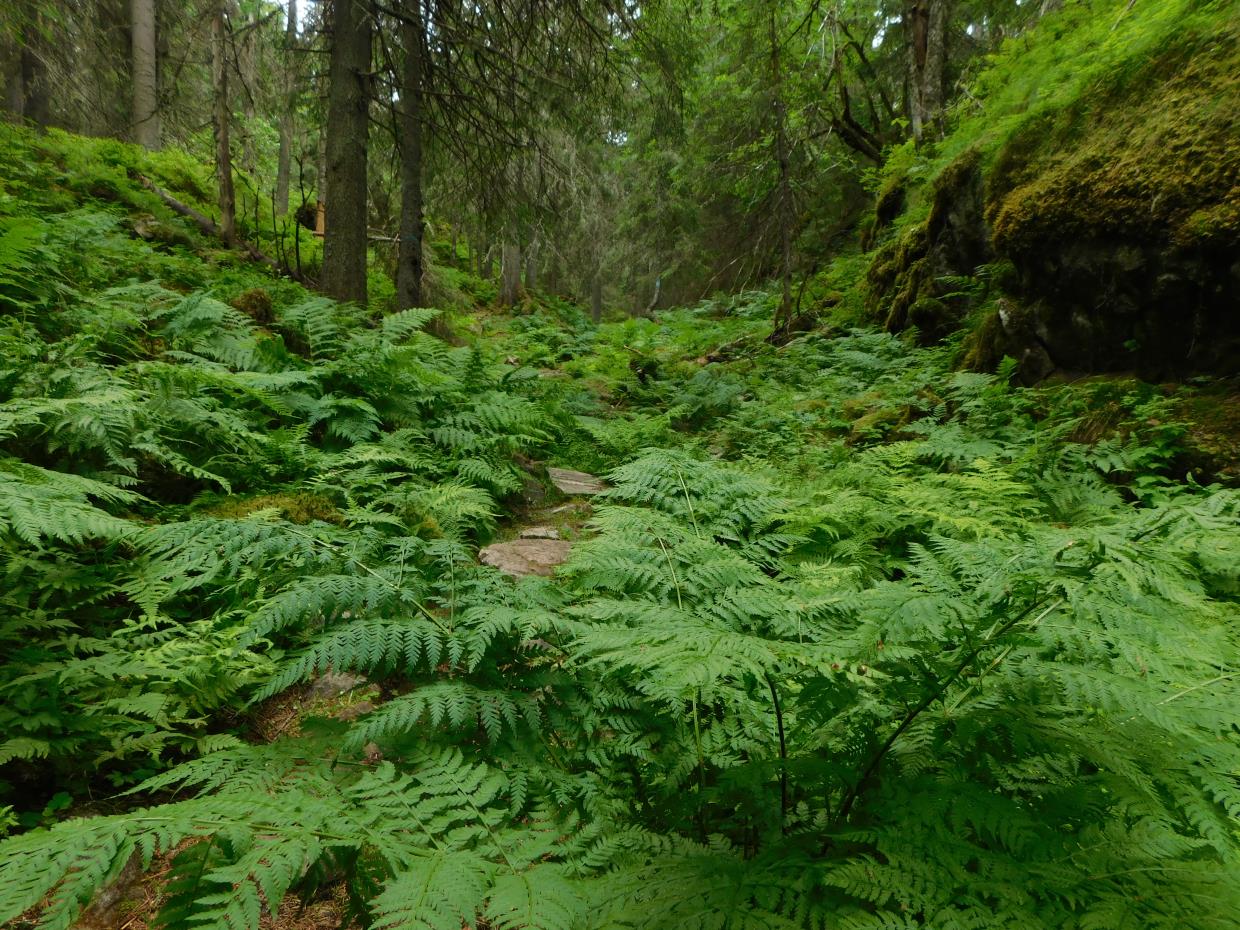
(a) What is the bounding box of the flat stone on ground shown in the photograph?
[305,671,367,701]
[519,525,561,539]
[548,467,607,496]
[480,538,573,576]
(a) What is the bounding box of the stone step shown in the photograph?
[548,467,607,496]
[480,537,574,577]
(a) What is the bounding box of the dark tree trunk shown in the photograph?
[904,0,951,142]
[523,236,539,292]
[2,33,23,120]
[769,2,793,331]
[322,0,372,305]
[500,240,522,307]
[20,8,49,129]
[211,1,236,244]
[238,14,258,176]
[131,0,160,149]
[275,0,297,214]
[590,272,603,323]
[395,0,425,310]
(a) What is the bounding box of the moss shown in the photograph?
[874,177,906,231]
[1174,387,1240,484]
[989,27,1240,257]
[205,492,343,525]
[908,296,949,330]
[230,288,275,325]
[926,148,983,235]
[958,308,1007,372]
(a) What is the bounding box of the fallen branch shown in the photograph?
[135,173,311,285]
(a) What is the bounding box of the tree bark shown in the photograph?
[904,0,951,143]
[275,0,297,214]
[1,33,23,121]
[322,0,372,306]
[769,2,793,331]
[239,14,258,176]
[395,0,425,310]
[523,235,539,292]
[131,0,160,149]
[20,5,49,129]
[590,271,603,324]
[500,240,522,307]
[211,1,236,244]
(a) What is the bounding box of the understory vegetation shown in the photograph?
[1,122,1238,929]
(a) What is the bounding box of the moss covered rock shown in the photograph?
[986,26,1240,375]
[868,12,1240,379]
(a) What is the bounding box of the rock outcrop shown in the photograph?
[866,20,1240,380]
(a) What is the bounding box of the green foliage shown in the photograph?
[2,124,1239,930]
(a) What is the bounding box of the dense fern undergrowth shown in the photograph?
[2,126,1240,930]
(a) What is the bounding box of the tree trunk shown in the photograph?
[904,0,951,143]
[275,0,297,214]
[322,0,372,305]
[500,240,522,307]
[590,271,603,324]
[238,14,258,176]
[769,2,793,331]
[131,0,160,149]
[211,1,236,244]
[20,7,49,129]
[523,236,539,292]
[2,33,23,121]
[395,0,425,310]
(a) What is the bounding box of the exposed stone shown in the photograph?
[518,525,561,539]
[518,473,547,508]
[76,851,144,929]
[480,538,573,576]
[333,700,375,722]
[305,671,367,701]
[548,467,607,496]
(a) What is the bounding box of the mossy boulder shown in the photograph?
[867,148,991,341]
[985,27,1240,375]
[868,18,1239,379]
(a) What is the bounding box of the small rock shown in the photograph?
[480,538,573,576]
[519,473,547,508]
[334,700,375,722]
[519,526,560,539]
[548,467,607,496]
[305,671,367,701]
[76,851,143,929]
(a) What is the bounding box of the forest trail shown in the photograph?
[479,468,606,576]
[2,0,1239,923]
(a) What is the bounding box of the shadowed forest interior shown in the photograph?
[0,0,1239,927]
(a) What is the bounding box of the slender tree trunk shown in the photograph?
[904,0,951,143]
[20,5,49,129]
[211,1,236,244]
[275,0,297,214]
[322,0,372,305]
[500,240,522,307]
[395,0,425,310]
[239,14,258,176]
[590,271,603,324]
[523,236,539,292]
[1,34,23,121]
[131,0,160,149]
[769,2,793,331]
[478,235,495,280]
